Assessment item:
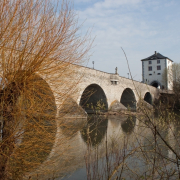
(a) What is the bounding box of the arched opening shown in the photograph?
[80,84,108,113]
[144,92,152,105]
[120,88,136,110]
[151,81,161,89]
[5,73,57,175]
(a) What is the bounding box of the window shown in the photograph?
[148,66,152,71]
[157,60,160,64]
[149,61,152,64]
[157,73,161,75]
[157,66,161,70]
[111,81,117,85]
[149,74,152,76]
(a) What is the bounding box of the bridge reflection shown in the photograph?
[60,118,86,139]
[24,113,180,179]
[121,116,136,134]
[26,115,138,178]
[80,116,108,146]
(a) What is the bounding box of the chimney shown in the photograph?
[155,51,157,55]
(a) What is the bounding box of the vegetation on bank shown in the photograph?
[162,62,180,109]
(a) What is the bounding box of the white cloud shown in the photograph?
[94,0,141,9]
[75,0,180,80]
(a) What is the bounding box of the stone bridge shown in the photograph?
[58,66,160,115]
[23,66,161,177]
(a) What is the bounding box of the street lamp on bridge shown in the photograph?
[92,61,94,69]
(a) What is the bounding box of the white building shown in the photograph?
[141,51,173,90]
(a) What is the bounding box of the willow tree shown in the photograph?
[0,0,91,179]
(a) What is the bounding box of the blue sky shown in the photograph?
[74,0,180,81]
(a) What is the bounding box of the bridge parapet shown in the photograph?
[72,66,160,113]
[43,65,160,115]
[159,89,174,94]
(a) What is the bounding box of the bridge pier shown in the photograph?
[109,100,127,111]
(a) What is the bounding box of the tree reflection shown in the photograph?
[81,116,108,146]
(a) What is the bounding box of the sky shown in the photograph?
[73,0,180,81]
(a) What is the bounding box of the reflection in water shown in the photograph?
[27,113,180,180]
[81,116,108,146]
[169,115,180,158]
[121,116,136,134]
[143,130,169,161]
[60,118,86,138]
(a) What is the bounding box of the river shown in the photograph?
[29,112,180,180]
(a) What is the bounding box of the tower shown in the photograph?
[141,51,173,90]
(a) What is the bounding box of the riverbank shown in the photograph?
[99,110,144,117]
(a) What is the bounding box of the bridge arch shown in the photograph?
[5,73,57,173]
[144,92,152,105]
[150,80,161,89]
[120,88,136,110]
[79,84,108,113]
[14,73,57,116]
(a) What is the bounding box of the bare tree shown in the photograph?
[162,63,180,108]
[0,0,91,179]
